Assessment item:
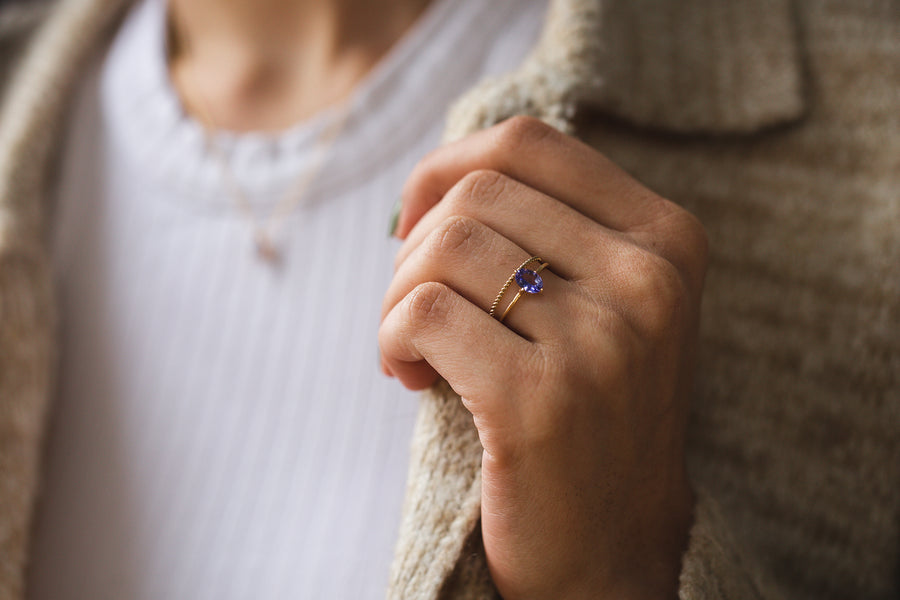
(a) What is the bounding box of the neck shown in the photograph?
[167,0,431,131]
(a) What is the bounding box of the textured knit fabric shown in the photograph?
[21,0,546,597]
[0,1,898,600]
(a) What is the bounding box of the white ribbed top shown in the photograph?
[25,0,546,598]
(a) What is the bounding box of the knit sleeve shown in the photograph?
[432,485,789,600]
[677,488,785,600]
[0,1,51,96]
[388,383,788,600]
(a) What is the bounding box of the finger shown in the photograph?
[389,213,695,345]
[396,115,670,239]
[393,169,628,282]
[381,215,574,342]
[379,281,535,407]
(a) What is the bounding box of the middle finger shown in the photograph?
[393,170,620,282]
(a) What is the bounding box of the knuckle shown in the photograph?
[621,248,688,338]
[405,281,453,326]
[427,215,483,257]
[646,200,710,281]
[642,195,682,224]
[446,169,509,211]
[492,115,557,152]
[678,210,710,271]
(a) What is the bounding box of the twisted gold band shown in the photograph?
[489,256,543,318]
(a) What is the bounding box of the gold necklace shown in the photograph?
[190,93,351,263]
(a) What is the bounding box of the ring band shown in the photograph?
[489,256,550,323]
[499,262,549,322]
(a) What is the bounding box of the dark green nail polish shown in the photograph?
[388,198,402,237]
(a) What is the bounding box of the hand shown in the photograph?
[379,117,706,599]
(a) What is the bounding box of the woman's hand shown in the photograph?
[379,116,707,599]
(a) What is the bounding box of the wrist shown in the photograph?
[560,482,695,600]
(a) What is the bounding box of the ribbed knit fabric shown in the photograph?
[22,0,546,598]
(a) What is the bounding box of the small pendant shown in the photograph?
[254,231,280,264]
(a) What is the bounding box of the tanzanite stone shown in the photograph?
[515,268,543,293]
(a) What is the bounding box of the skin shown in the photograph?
[168,1,705,596]
[167,0,430,130]
[379,117,706,599]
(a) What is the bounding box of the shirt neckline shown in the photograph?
[101,0,522,213]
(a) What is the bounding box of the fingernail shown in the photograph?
[388,198,402,238]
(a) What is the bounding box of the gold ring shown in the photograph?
[489,256,550,323]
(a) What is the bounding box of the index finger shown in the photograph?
[395,116,669,239]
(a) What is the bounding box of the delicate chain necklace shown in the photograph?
[192,97,351,263]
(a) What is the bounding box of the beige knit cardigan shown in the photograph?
[1,0,898,598]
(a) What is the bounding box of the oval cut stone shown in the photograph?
[515,268,543,293]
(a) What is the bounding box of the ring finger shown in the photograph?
[381,214,580,343]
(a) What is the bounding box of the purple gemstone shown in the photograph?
[515,268,543,293]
